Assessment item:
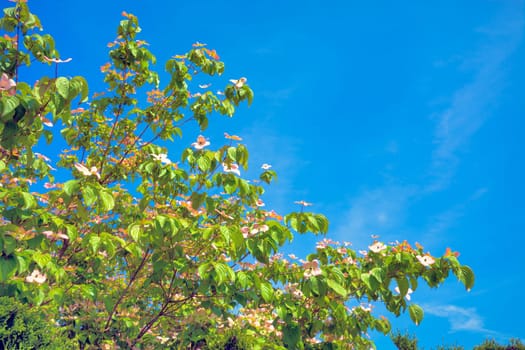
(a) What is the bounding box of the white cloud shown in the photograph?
[427,7,523,193]
[422,187,488,246]
[240,121,308,211]
[332,185,416,247]
[332,6,523,245]
[423,304,500,336]
[258,87,296,106]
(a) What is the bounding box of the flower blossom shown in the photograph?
[26,269,47,284]
[255,199,265,207]
[42,230,69,241]
[222,163,240,176]
[224,132,242,141]
[229,77,247,88]
[261,163,272,170]
[191,135,210,150]
[303,259,322,278]
[368,241,387,253]
[294,200,313,207]
[74,163,101,179]
[43,56,72,63]
[0,73,16,95]
[394,286,413,301]
[416,254,435,267]
[151,153,171,164]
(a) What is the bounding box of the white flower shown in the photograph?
[151,153,171,164]
[294,200,313,207]
[359,304,372,312]
[256,199,265,207]
[42,230,68,241]
[394,286,413,301]
[0,73,16,95]
[261,163,272,170]
[303,259,322,278]
[43,56,72,63]
[229,77,247,88]
[416,254,435,267]
[222,163,240,176]
[74,163,100,179]
[198,83,211,89]
[26,269,47,284]
[156,336,170,344]
[191,135,210,150]
[241,226,251,238]
[368,241,387,253]
[34,153,51,162]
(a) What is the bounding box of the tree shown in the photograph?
[0,296,75,349]
[0,1,475,349]
[390,331,524,350]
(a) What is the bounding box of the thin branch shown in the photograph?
[103,249,150,331]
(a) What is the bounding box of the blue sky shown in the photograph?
[22,0,525,348]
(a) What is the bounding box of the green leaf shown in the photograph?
[32,251,51,269]
[82,185,97,207]
[0,255,17,282]
[198,262,211,279]
[227,147,237,161]
[80,284,96,301]
[408,304,424,325]
[237,271,249,289]
[361,273,372,290]
[396,277,409,296]
[89,235,101,253]
[20,192,37,210]
[129,223,141,242]
[55,77,70,100]
[370,267,383,284]
[99,191,115,212]
[2,235,16,255]
[214,262,235,284]
[459,265,475,292]
[260,281,274,302]
[63,180,80,196]
[327,279,347,297]
[197,155,211,172]
[283,323,300,348]
[0,96,19,122]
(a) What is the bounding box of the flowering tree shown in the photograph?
[0,2,475,349]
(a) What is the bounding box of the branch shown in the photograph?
[103,249,150,331]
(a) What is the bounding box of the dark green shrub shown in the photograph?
[0,296,76,349]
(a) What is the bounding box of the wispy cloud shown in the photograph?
[427,6,524,192]
[258,87,296,106]
[333,6,523,245]
[240,121,308,211]
[422,187,488,246]
[332,185,416,247]
[423,304,501,337]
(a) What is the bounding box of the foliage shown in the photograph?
[391,331,524,350]
[392,330,418,350]
[0,296,75,349]
[473,339,525,350]
[0,1,475,349]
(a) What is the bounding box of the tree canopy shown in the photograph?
[0,1,474,349]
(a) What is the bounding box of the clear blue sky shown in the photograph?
[23,0,525,348]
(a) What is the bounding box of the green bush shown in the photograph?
[0,297,76,350]
[473,338,525,350]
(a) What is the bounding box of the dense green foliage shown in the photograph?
[391,331,524,350]
[0,296,75,349]
[0,1,475,349]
